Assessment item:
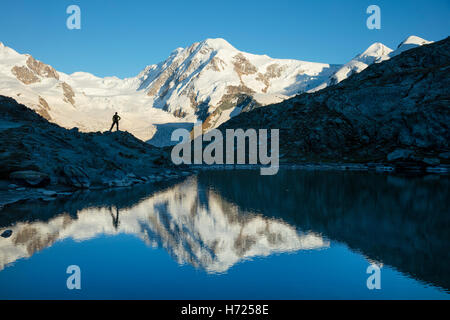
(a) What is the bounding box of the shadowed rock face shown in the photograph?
[220,37,450,165]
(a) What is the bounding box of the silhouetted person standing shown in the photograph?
[109,206,120,230]
[110,112,121,132]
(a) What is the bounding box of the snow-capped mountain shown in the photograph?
[314,43,393,91]
[137,38,339,132]
[0,39,338,144]
[0,41,184,144]
[391,35,433,58]
[310,35,433,92]
[0,177,328,273]
[0,36,432,145]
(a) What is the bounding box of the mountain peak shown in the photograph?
[200,38,236,51]
[398,35,432,49]
[0,41,23,60]
[390,36,433,58]
[361,42,393,58]
[0,41,10,52]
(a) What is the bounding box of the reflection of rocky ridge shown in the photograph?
[198,170,450,291]
[0,177,327,273]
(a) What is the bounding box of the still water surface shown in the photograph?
[0,170,448,299]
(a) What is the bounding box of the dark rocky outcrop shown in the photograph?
[219,37,450,166]
[0,95,176,189]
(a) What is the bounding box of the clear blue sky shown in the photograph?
[1,0,449,78]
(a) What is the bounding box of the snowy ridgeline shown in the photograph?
[0,36,433,146]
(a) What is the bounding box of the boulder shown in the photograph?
[9,170,50,187]
[62,165,90,189]
[0,155,39,179]
[1,230,13,238]
[422,158,440,166]
[387,149,413,162]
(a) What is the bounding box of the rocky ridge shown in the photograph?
[0,95,191,206]
[219,37,450,167]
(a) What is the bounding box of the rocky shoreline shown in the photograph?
[2,160,448,209]
[0,169,195,209]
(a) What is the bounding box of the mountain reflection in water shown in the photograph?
[0,175,327,274]
[0,170,448,293]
